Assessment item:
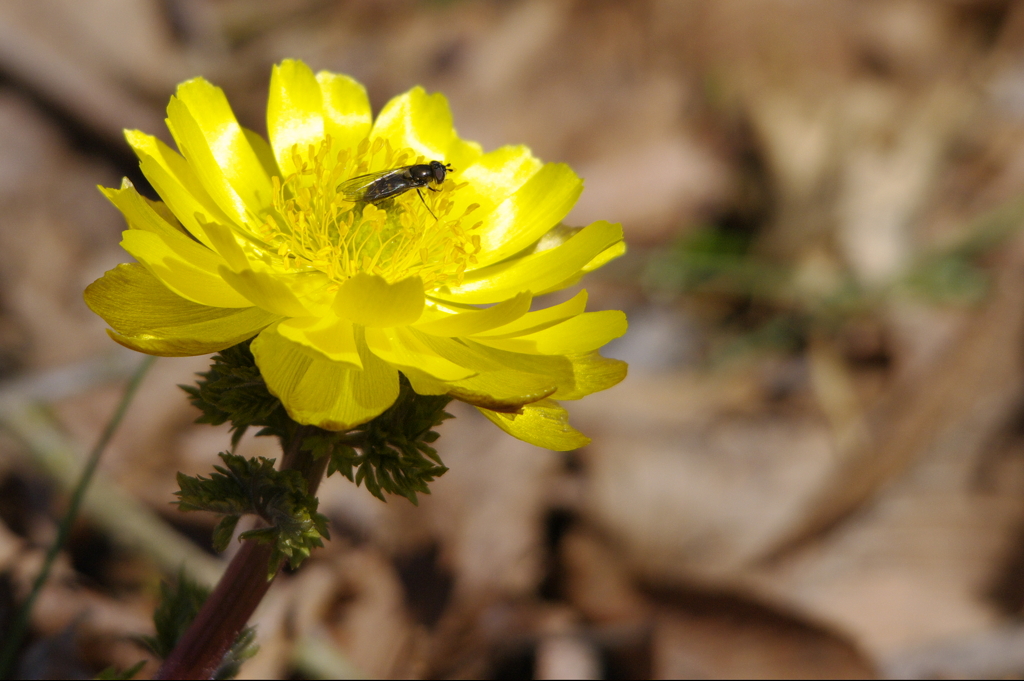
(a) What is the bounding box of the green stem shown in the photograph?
[0,355,155,679]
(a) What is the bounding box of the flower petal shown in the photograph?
[474,310,628,355]
[276,313,362,368]
[535,241,629,296]
[121,231,253,308]
[408,330,505,373]
[126,130,231,248]
[218,264,312,317]
[371,87,481,169]
[102,179,186,242]
[317,71,372,152]
[559,352,628,400]
[448,134,484,172]
[201,216,333,315]
[365,326,475,380]
[252,325,400,431]
[583,240,627,273]
[104,183,252,308]
[243,127,280,178]
[407,333,557,410]
[84,263,278,356]
[198,217,251,272]
[477,399,590,451]
[432,220,623,304]
[446,372,556,412]
[470,163,582,269]
[334,273,424,327]
[268,59,326,178]
[415,291,532,337]
[460,341,625,400]
[398,367,451,396]
[472,290,588,338]
[166,78,274,227]
[449,145,542,219]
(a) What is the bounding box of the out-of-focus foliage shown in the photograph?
[176,453,329,575]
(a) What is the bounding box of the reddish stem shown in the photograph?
[155,540,276,679]
[156,426,326,679]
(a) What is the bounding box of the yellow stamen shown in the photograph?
[259,135,478,287]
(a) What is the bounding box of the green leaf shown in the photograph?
[95,660,146,680]
[138,570,210,659]
[175,453,330,576]
[212,515,241,553]
[135,570,258,679]
[181,339,295,448]
[213,625,259,680]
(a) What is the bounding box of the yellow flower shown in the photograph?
[85,60,627,450]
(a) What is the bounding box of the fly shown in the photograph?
[338,160,453,219]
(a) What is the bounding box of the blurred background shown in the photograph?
[3,0,1024,677]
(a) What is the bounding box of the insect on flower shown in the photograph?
[338,160,454,219]
[86,60,628,449]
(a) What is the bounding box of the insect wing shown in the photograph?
[338,167,414,202]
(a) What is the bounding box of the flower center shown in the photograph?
[257,135,482,289]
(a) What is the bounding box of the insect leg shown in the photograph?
[417,188,439,220]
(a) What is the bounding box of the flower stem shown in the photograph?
[155,540,276,680]
[0,355,155,679]
[156,425,327,679]
[280,425,329,495]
